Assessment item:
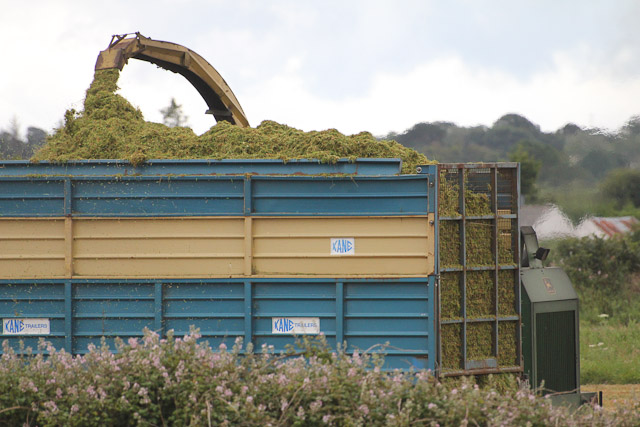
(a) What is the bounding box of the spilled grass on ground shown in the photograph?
[581,384,640,412]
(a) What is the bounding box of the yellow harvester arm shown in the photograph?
[95,32,249,127]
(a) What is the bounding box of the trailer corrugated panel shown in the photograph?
[0,175,431,217]
[0,216,434,279]
[0,278,435,371]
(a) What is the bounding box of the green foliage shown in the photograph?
[0,117,47,160]
[578,149,626,179]
[600,168,640,209]
[548,230,640,324]
[389,114,640,221]
[160,98,189,128]
[1,329,638,425]
[33,70,433,174]
[509,143,540,200]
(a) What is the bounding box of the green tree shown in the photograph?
[600,168,640,209]
[0,118,47,160]
[509,142,541,202]
[160,98,188,128]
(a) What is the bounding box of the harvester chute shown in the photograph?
[95,32,249,127]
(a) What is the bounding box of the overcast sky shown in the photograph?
[1,0,639,138]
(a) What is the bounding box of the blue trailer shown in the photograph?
[0,158,523,376]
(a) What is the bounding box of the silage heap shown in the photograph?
[33,69,431,174]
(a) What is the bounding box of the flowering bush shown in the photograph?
[0,329,637,426]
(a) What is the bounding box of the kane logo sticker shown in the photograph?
[331,238,355,255]
[3,318,50,335]
[272,317,320,334]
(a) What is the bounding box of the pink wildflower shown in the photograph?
[297,406,306,418]
[86,386,96,398]
[310,399,323,412]
[43,400,58,413]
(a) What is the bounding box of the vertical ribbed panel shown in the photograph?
[163,282,245,349]
[535,311,576,393]
[72,283,155,353]
[344,280,432,370]
[252,281,337,350]
[0,283,65,351]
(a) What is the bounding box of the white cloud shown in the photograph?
[1,1,639,139]
[240,50,640,135]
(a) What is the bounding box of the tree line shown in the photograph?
[0,99,188,161]
[385,114,640,220]
[0,119,47,159]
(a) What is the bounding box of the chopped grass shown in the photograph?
[438,170,460,217]
[467,322,494,360]
[441,323,463,371]
[498,228,516,265]
[498,270,517,316]
[440,272,462,320]
[466,220,494,266]
[33,70,433,174]
[498,321,518,367]
[440,221,461,267]
[463,170,492,216]
[437,169,493,217]
[466,271,495,318]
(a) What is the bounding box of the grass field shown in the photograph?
[581,322,640,384]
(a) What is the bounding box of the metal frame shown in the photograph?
[436,163,522,376]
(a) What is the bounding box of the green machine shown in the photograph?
[520,226,597,406]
